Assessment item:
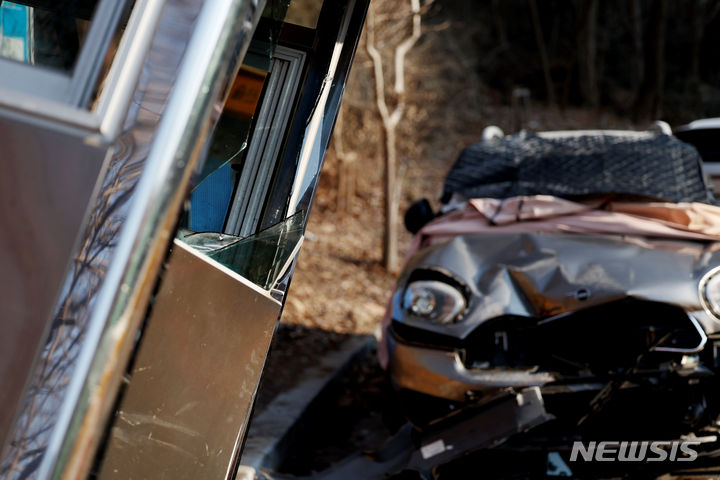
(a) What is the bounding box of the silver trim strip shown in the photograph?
[96,0,167,139]
[653,314,708,354]
[287,0,356,215]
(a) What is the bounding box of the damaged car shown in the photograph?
[379,128,720,476]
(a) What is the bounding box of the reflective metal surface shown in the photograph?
[653,314,708,353]
[0,1,175,474]
[39,0,267,478]
[0,117,108,464]
[97,240,281,479]
[1,0,267,477]
[0,0,370,475]
[286,0,358,217]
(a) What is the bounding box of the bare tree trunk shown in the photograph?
[528,0,555,106]
[366,0,423,272]
[687,0,703,94]
[491,0,508,48]
[383,126,398,270]
[633,0,668,121]
[576,0,599,107]
[334,108,356,217]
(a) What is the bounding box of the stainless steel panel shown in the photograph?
[0,0,267,475]
[0,118,108,455]
[37,0,267,477]
[0,0,233,476]
[98,239,281,479]
[0,1,191,474]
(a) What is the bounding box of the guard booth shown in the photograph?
[0,0,367,478]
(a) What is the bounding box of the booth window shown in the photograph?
[0,0,133,106]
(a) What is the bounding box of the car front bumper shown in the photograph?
[387,330,556,402]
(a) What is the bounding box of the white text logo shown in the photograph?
[569,441,700,462]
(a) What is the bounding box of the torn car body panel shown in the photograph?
[388,334,556,401]
[266,388,554,480]
[391,196,720,340]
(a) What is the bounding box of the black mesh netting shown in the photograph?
[442,131,713,204]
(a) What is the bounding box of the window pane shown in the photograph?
[0,0,99,72]
[179,211,305,291]
[186,0,294,232]
[183,0,295,239]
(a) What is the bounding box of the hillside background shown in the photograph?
[279,0,720,339]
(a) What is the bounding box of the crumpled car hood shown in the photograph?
[393,232,720,339]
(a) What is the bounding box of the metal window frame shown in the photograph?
[225,45,306,237]
[286,0,358,217]
[0,0,125,103]
[0,0,161,140]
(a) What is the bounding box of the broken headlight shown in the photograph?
[403,280,466,324]
[701,268,720,319]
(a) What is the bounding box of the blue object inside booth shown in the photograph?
[189,161,234,232]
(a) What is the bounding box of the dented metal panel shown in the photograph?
[394,232,720,339]
[98,240,281,479]
[388,334,555,401]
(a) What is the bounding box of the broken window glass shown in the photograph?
[179,210,305,291]
[188,0,292,233]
